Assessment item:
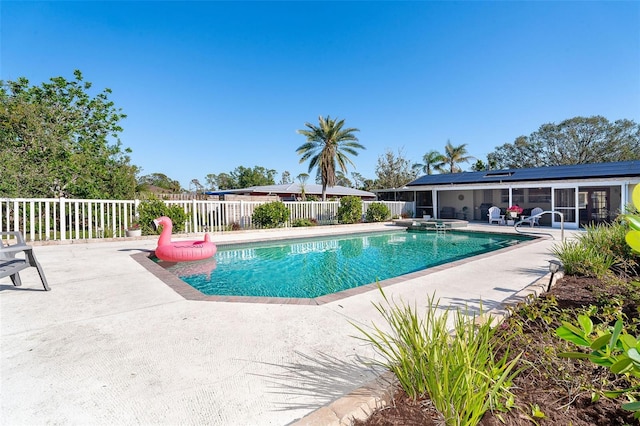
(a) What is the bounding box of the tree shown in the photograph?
[487,116,640,169]
[138,173,182,192]
[296,115,364,200]
[205,172,236,190]
[231,166,276,188]
[335,170,353,187]
[296,173,309,200]
[351,172,366,189]
[205,166,276,190]
[279,171,292,184]
[0,70,136,198]
[374,149,418,189]
[441,140,473,173]
[412,150,446,175]
[190,179,204,194]
[470,158,496,171]
[361,179,376,192]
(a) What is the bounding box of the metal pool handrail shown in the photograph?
[514,210,565,240]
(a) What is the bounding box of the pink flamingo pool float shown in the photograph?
[152,216,217,262]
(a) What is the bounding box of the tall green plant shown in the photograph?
[137,198,188,235]
[552,219,638,278]
[365,202,391,222]
[353,290,522,425]
[251,201,290,228]
[296,115,364,201]
[337,196,362,224]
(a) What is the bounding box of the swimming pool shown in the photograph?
[163,230,532,299]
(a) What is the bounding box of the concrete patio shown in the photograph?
[1,223,577,425]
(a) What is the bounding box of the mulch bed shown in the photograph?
[354,275,639,425]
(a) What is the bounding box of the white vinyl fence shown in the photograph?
[0,198,414,242]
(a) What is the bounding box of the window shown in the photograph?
[512,189,525,205]
[500,189,509,203]
[529,188,551,203]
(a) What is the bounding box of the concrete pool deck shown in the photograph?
[1,222,578,425]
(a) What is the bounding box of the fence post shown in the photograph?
[12,200,19,232]
[192,199,197,233]
[29,200,36,241]
[59,197,66,241]
[240,200,245,228]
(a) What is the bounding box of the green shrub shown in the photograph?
[557,316,640,418]
[337,196,362,224]
[552,220,638,278]
[354,290,522,425]
[137,198,188,235]
[252,201,290,229]
[365,202,391,222]
[552,240,616,278]
[292,218,318,227]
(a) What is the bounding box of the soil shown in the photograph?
[354,275,640,426]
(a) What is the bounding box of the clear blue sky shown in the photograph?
[3,1,639,189]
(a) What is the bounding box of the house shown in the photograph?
[205,183,376,201]
[375,161,640,229]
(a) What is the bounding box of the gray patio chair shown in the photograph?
[0,231,50,291]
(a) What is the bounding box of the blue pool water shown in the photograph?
[165,230,531,298]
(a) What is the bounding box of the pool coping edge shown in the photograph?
[131,231,542,305]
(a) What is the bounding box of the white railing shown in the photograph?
[0,198,415,242]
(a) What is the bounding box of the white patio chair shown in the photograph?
[523,207,544,227]
[487,206,504,225]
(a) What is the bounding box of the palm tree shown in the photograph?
[296,173,309,200]
[412,150,446,175]
[296,116,364,200]
[442,140,474,173]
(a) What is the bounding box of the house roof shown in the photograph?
[206,183,376,198]
[406,160,640,187]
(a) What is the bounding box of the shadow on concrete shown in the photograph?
[251,350,383,413]
[0,283,46,292]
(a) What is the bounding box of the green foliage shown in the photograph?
[353,290,522,425]
[137,173,182,193]
[375,149,418,189]
[296,115,364,200]
[337,196,362,224]
[487,116,640,169]
[551,240,616,278]
[205,166,277,190]
[412,150,446,175]
[292,218,318,227]
[441,140,473,173]
[0,70,136,199]
[251,201,290,229]
[365,202,391,222]
[137,198,188,235]
[552,220,638,278]
[622,185,640,254]
[556,316,640,418]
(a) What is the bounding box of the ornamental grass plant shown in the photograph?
[552,219,638,278]
[353,290,522,426]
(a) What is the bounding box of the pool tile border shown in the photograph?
[131,231,542,305]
